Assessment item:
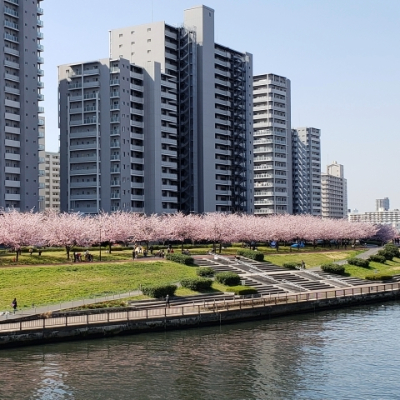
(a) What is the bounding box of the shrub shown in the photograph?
[321,263,345,275]
[180,278,212,291]
[165,253,194,265]
[141,284,177,298]
[347,258,370,268]
[227,286,258,295]
[283,262,300,270]
[383,244,400,258]
[378,250,394,261]
[368,255,386,264]
[196,267,215,277]
[236,249,264,261]
[215,272,241,286]
[365,274,392,281]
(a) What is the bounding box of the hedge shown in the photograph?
[236,249,264,261]
[347,258,370,268]
[378,250,394,261]
[368,255,386,264]
[215,272,241,286]
[141,284,177,298]
[227,286,258,295]
[165,253,194,265]
[283,262,300,270]
[180,278,212,291]
[321,263,345,275]
[365,274,392,281]
[196,267,215,277]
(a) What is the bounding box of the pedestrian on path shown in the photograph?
[165,294,170,308]
[11,298,17,314]
[301,260,305,269]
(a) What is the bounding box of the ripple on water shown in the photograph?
[0,303,400,399]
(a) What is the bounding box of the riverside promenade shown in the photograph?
[1,246,399,348]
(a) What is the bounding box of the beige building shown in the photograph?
[44,152,60,211]
[321,162,347,219]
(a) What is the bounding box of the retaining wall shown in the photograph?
[0,289,398,349]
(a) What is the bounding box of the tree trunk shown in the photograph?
[66,245,70,260]
[109,242,112,254]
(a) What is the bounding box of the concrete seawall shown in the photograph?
[0,289,398,349]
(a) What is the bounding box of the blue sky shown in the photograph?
[42,0,400,212]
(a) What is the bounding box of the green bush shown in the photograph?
[227,286,258,295]
[283,262,300,270]
[215,272,241,286]
[378,250,394,261]
[368,255,386,264]
[180,278,212,291]
[236,249,264,261]
[321,263,345,275]
[365,274,392,281]
[347,258,370,268]
[196,267,215,277]
[141,284,177,298]
[383,244,400,258]
[165,253,194,265]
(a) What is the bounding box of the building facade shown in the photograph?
[292,127,321,215]
[321,161,347,219]
[1,0,44,211]
[253,73,292,215]
[110,5,253,214]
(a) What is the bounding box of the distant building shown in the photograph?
[292,127,321,215]
[321,161,347,219]
[349,209,400,233]
[44,152,60,211]
[376,197,390,212]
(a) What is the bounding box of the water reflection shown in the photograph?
[0,303,399,399]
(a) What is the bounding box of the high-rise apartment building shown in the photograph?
[376,197,390,212]
[109,5,253,214]
[292,127,321,215]
[253,73,292,215]
[321,161,347,219]
[1,0,44,211]
[59,58,147,214]
[43,151,60,211]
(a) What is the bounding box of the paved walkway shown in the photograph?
[334,246,382,265]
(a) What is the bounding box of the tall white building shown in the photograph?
[321,161,347,219]
[253,73,292,215]
[110,5,253,214]
[1,0,44,211]
[292,127,321,215]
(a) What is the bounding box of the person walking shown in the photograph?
[11,298,17,314]
[165,294,170,308]
[301,260,305,269]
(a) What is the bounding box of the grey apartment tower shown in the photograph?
[1,0,44,211]
[59,5,253,215]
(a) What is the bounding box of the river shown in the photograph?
[1,302,400,399]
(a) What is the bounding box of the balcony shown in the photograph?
[5,180,20,188]
[37,31,44,39]
[70,181,98,188]
[110,79,120,86]
[4,7,18,17]
[37,81,44,88]
[37,19,43,27]
[4,33,18,43]
[37,7,43,15]
[5,153,20,161]
[5,194,20,201]
[37,56,44,64]
[69,130,97,138]
[83,81,99,88]
[83,68,99,75]
[69,142,97,150]
[4,20,18,31]
[37,43,44,51]
[70,168,98,176]
[37,68,44,76]
[83,117,97,124]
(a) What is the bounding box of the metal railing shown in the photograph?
[1,283,399,333]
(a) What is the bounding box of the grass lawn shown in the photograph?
[344,257,400,279]
[263,250,362,268]
[0,260,198,311]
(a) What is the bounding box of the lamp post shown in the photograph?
[99,223,102,261]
